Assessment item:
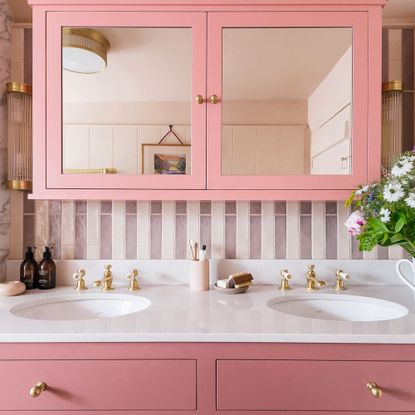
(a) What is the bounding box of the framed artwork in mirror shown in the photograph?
[141,144,191,175]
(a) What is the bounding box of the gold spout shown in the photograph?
[126,268,140,291]
[306,265,325,290]
[73,268,88,291]
[93,264,114,291]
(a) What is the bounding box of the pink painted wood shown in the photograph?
[30,0,385,201]
[45,12,207,190]
[207,11,370,190]
[0,342,413,414]
[0,359,196,411]
[217,359,415,411]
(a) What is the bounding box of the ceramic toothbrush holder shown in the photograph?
[189,260,209,291]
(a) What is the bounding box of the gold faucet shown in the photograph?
[306,265,325,290]
[125,269,140,291]
[73,268,87,291]
[93,264,114,291]
[334,269,350,290]
[279,269,292,290]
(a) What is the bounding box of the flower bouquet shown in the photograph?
[345,151,415,290]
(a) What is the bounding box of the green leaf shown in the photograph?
[390,233,406,244]
[395,218,405,233]
[366,218,389,233]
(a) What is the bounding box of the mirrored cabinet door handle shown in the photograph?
[195,95,205,104]
[210,95,219,104]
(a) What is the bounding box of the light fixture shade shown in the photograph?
[382,81,404,171]
[62,28,110,74]
[6,82,32,191]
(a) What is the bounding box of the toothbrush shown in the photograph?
[199,245,207,261]
[189,240,196,260]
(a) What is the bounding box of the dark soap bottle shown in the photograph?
[38,246,56,290]
[20,246,38,289]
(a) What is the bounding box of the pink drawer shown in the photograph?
[0,359,196,411]
[217,359,415,411]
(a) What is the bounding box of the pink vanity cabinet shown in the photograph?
[28,0,385,200]
[0,342,415,414]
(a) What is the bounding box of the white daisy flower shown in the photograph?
[383,182,404,202]
[405,193,415,208]
[355,185,370,196]
[379,208,391,223]
[391,160,413,177]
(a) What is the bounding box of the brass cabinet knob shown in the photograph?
[195,95,204,104]
[210,95,219,104]
[367,382,383,398]
[29,381,47,398]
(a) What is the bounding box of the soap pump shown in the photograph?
[38,246,56,289]
[20,246,38,289]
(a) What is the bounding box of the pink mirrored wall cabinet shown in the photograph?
[29,0,386,200]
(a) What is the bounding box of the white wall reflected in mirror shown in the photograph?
[62,27,192,175]
[222,27,353,176]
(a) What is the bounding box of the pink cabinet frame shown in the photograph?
[44,12,207,190]
[207,11,371,190]
[30,0,385,200]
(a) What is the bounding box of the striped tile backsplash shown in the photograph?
[18,197,406,261]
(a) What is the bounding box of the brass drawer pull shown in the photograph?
[195,95,204,104]
[210,94,219,104]
[30,381,47,398]
[367,382,382,398]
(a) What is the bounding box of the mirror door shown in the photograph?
[46,12,206,189]
[207,12,368,190]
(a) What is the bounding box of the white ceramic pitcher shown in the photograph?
[396,258,415,291]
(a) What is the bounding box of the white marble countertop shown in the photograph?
[1,284,415,343]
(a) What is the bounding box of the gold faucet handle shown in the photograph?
[279,269,292,291]
[104,264,112,272]
[334,269,350,290]
[73,269,88,290]
[307,264,315,272]
[126,269,140,291]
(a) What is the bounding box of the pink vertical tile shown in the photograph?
[23,215,34,252]
[250,215,261,259]
[101,201,112,214]
[175,214,187,259]
[274,202,286,215]
[126,215,137,259]
[49,214,61,259]
[75,201,87,214]
[300,215,311,259]
[351,237,363,259]
[250,201,261,215]
[23,193,34,214]
[325,216,337,259]
[225,215,236,259]
[24,29,32,84]
[377,246,389,259]
[126,201,137,215]
[225,201,236,215]
[275,216,286,259]
[151,201,162,214]
[75,212,86,259]
[200,201,211,215]
[325,202,337,259]
[100,214,112,259]
[176,201,187,214]
[150,214,162,259]
[200,215,211,259]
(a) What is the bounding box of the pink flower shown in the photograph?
[344,210,366,236]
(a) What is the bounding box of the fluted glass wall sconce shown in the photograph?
[6,82,32,191]
[382,81,403,171]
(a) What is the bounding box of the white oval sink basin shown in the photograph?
[10,294,151,321]
[267,294,408,322]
